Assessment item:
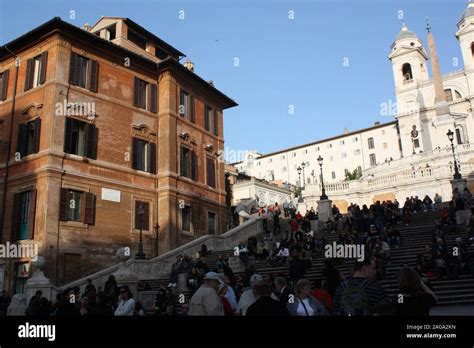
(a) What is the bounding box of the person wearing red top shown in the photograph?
[311,281,333,314]
[295,211,303,222]
[219,285,233,316]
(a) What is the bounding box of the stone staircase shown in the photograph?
[142,210,474,313]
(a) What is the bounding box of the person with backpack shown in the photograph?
[333,258,386,316]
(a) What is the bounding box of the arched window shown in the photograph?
[402,63,413,81]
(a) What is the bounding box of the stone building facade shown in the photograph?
[0,17,236,292]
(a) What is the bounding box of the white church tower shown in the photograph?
[389,24,429,157]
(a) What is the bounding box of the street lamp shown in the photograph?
[317,155,328,200]
[297,166,302,188]
[301,162,306,188]
[447,129,462,180]
[136,205,145,259]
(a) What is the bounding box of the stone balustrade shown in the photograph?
[24,216,263,303]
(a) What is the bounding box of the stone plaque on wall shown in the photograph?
[101,188,121,202]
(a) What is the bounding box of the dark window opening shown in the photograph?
[69,53,99,92]
[402,63,413,81]
[0,69,10,101]
[17,118,41,158]
[206,157,216,188]
[180,146,198,181]
[132,137,156,174]
[204,105,212,131]
[105,24,116,40]
[128,29,147,50]
[182,205,191,232]
[207,212,216,235]
[64,118,98,159]
[59,188,96,225]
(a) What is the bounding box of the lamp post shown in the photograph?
[297,166,302,188]
[447,129,462,180]
[301,162,306,188]
[154,223,160,257]
[136,205,145,259]
[317,155,328,200]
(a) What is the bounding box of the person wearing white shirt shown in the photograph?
[114,286,136,316]
[287,279,327,316]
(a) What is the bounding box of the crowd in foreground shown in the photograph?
[0,188,472,317]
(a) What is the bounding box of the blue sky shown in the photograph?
[0,0,467,160]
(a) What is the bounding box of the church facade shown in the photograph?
[235,3,474,209]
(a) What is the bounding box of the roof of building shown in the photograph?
[459,3,474,23]
[394,25,419,41]
[0,17,237,109]
[90,16,185,58]
[232,120,398,164]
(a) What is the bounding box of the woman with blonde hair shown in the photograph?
[287,279,328,316]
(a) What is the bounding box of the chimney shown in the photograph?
[82,23,92,32]
[374,121,380,126]
[343,127,349,135]
[183,60,194,72]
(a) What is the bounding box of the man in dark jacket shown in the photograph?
[246,282,289,316]
[274,277,292,305]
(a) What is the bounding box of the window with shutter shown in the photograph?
[88,60,99,93]
[85,123,98,159]
[149,83,157,113]
[83,192,96,225]
[204,105,211,131]
[179,89,188,117]
[39,51,48,85]
[0,69,9,101]
[179,146,198,181]
[17,118,41,158]
[69,52,77,85]
[132,137,155,173]
[11,191,34,241]
[149,142,157,174]
[59,188,68,221]
[11,193,20,242]
[206,157,216,188]
[64,118,96,159]
[190,96,195,123]
[69,52,96,91]
[213,110,218,136]
[66,190,84,221]
[27,190,37,239]
[16,123,27,157]
[133,77,149,110]
[24,58,34,91]
[192,152,198,181]
[25,54,45,90]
